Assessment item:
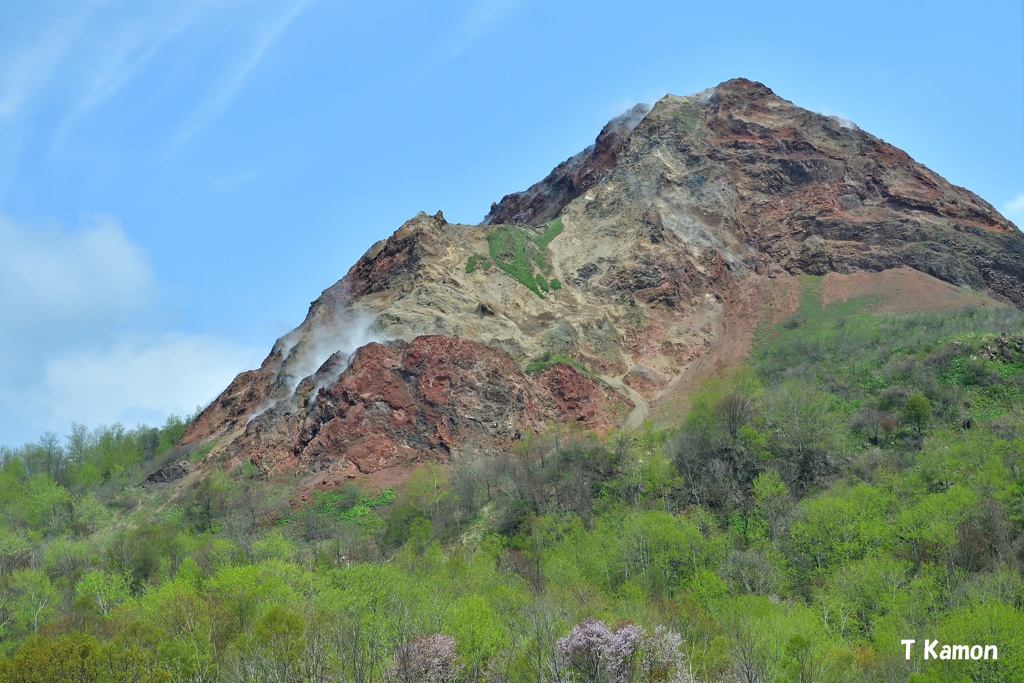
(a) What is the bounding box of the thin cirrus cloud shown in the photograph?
[0,213,261,444]
[0,1,311,154]
[0,1,216,202]
[49,3,212,151]
[0,4,94,123]
[212,169,264,193]
[166,0,312,153]
[413,0,525,79]
[0,2,203,130]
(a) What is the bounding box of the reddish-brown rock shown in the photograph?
[218,336,626,480]
[536,363,632,434]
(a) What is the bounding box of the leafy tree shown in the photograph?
[0,528,31,575]
[72,493,112,535]
[894,487,976,565]
[0,632,169,683]
[42,537,91,585]
[106,523,184,586]
[64,423,92,470]
[8,569,58,634]
[226,605,309,683]
[934,601,1024,683]
[815,555,913,639]
[788,483,893,578]
[251,529,297,562]
[156,414,187,455]
[34,432,66,483]
[75,570,131,617]
[752,469,790,539]
[904,393,931,435]
[184,469,233,532]
[20,474,71,534]
[134,574,219,682]
[444,594,507,679]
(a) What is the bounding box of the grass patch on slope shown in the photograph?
[466,218,564,297]
[279,485,397,526]
[525,351,592,377]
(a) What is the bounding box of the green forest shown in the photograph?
[2,277,1024,682]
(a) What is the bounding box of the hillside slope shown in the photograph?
[181,78,1024,488]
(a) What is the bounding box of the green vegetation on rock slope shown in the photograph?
[3,277,1024,681]
[524,351,592,377]
[466,218,563,297]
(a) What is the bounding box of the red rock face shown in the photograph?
[536,363,632,434]
[224,336,623,479]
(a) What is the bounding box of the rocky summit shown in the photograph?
[180,78,1024,491]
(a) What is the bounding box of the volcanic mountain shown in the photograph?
[178,78,1023,490]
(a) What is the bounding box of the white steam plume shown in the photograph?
[279,310,383,394]
[248,307,387,423]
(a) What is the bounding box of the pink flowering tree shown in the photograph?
[556,619,692,683]
[386,633,463,683]
[638,626,691,683]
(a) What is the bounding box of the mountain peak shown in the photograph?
[180,80,1024,490]
[712,76,779,98]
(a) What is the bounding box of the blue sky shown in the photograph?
[1,0,1022,445]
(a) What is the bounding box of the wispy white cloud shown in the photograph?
[413,0,525,79]
[0,4,95,123]
[50,3,211,150]
[0,213,153,335]
[1,1,311,158]
[0,212,262,443]
[168,0,312,152]
[42,332,263,429]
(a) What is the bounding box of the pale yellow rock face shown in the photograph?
[334,94,756,419]
[342,216,724,428]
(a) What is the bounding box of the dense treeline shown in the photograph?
[2,278,1024,682]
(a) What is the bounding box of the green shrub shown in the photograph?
[904,393,931,434]
[480,219,565,298]
[533,217,563,249]
[524,352,590,376]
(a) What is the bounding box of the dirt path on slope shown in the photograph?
[601,355,652,429]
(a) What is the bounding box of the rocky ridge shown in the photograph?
[181,78,1024,488]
